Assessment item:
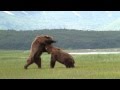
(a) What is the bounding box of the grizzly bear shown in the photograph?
[45,45,75,68]
[24,35,56,69]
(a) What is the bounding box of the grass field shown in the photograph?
[0,50,120,79]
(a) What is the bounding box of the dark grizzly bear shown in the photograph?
[24,35,56,69]
[45,45,75,68]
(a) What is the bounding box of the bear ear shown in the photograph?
[44,35,49,37]
[56,47,61,50]
[45,40,56,44]
[58,48,61,50]
[44,35,53,39]
[44,35,49,38]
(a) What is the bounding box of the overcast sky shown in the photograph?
[1,11,120,31]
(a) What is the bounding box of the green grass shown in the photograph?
[0,50,120,79]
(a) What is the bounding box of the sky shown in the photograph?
[1,11,120,31]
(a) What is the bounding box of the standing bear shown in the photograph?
[45,44,75,68]
[24,35,56,69]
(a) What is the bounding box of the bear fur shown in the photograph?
[45,45,75,68]
[24,35,56,69]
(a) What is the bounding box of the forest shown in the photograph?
[0,29,120,50]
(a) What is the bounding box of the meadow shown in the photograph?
[0,50,120,79]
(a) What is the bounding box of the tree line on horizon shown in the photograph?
[0,29,120,50]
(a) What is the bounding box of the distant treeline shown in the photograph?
[0,29,120,50]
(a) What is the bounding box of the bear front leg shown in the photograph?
[34,57,41,68]
[50,56,56,68]
[24,57,34,69]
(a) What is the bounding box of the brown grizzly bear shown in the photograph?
[45,45,75,68]
[24,35,56,69]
